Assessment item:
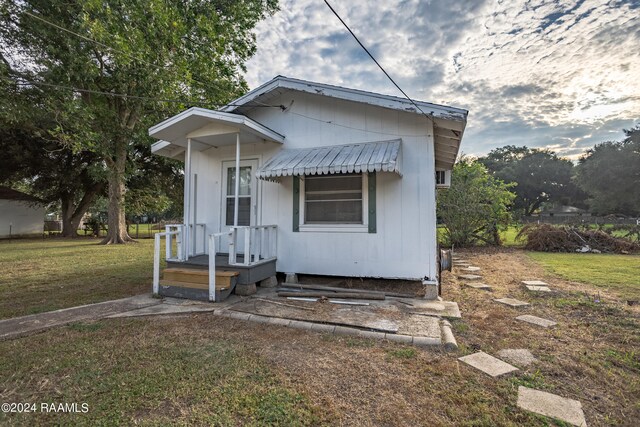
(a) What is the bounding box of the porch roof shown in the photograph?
[256,139,402,181]
[149,107,285,159]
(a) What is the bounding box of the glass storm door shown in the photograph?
[220,159,258,254]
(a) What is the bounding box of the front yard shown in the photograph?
[0,238,155,319]
[0,239,639,425]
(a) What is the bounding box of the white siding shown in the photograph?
[190,91,438,281]
[0,200,45,237]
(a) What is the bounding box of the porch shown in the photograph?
[152,224,277,302]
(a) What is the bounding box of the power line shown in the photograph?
[2,77,279,109]
[20,10,226,96]
[323,0,432,121]
[4,77,216,106]
[22,11,170,75]
[249,99,429,137]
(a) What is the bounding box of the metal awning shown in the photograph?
[256,139,402,181]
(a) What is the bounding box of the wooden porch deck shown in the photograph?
[166,254,276,286]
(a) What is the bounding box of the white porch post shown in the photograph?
[183,137,192,261]
[233,132,240,227]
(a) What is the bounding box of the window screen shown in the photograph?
[304,174,363,224]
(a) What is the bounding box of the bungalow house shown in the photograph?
[149,76,467,301]
[0,186,45,238]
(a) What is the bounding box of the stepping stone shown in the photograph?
[496,349,537,367]
[458,274,482,280]
[464,282,492,291]
[494,298,530,308]
[522,280,548,286]
[516,314,557,328]
[458,351,518,377]
[524,285,552,292]
[517,386,587,426]
[460,266,481,272]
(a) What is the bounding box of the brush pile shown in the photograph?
[517,224,640,253]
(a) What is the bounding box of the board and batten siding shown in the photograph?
[190,90,438,281]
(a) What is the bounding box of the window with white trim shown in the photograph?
[303,174,363,224]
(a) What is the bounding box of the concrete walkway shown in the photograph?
[0,290,459,351]
[0,294,161,340]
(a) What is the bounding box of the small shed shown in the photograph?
[0,187,46,238]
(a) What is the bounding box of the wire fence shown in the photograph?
[43,222,169,239]
[521,216,640,226]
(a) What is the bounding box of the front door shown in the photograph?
[220,159,258,254]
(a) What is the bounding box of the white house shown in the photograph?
[0,187,45,238]
[149,76,467,301]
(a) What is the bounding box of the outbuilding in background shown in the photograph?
[0,186,46,238]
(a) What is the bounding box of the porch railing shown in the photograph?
[190,223,206,256]
[153,224,278,302]
[228,225,277,266]
[163,224,184,261]
[164,223,206,260]
[153,229,181,296]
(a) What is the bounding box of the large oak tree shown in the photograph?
[479,146,585,216]
[0,0,278,243]
[575,126,640,216]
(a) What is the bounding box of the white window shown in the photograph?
[303,174,363,224]
[436,169,451,188]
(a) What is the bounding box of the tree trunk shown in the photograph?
[102,138,134,244]
[60,193,77,237]
[60,183,104,237]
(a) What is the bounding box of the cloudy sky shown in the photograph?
[244,0,640,159]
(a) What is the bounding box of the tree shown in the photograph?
[479,146,585,216]
[0,81,106,237]
[437,158,516,247]
[1,0,278,243]
[575,126,640,216]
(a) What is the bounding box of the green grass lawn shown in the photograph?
[527,252,640,300]
[0,317,322,426]
[0,238,157,319]
[500,226,522,246]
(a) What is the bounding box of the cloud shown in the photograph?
[245,0,640,158]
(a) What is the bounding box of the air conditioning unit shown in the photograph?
[436,169,451,188]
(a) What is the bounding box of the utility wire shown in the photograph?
[323,0,432,121]
[22,11,171,74]
[249,99,428,137]
[20,10,227,101]
[2,77,278,109]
